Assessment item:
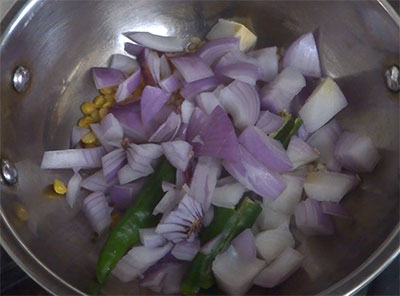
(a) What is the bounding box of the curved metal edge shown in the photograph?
[0,213,87,295]
[321,224,400,295]
[377,0,400,26]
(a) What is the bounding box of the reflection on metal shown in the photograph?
[12,65,31,93]
[384,65,399,92]
[1,159,18,185]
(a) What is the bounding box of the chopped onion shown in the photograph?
[215,62,262,85]
[219,80,260,131]
[170,54,214,83]
[192,106,241,161]
[41,147,106,169]
[109,54,140,75]
[196,37,240,65]
[153,188,182,215]
[180,100,195,124]
[112,258,141,283]
[160,55,172,79]
[70,126,89,148]
[124,42,144,56]
[232,229,257,261]
[307,120,342,171]
[148,112,181,143]
[297,124,310,141]
[334,131,380,173]
[101,148,127,183]
[239,126,292,172]
[127,32,185,53]
[254,247,303,288]
[294,198,335,235]
[139,228,167,248]
[203,206,214,227]
[141,86,171,131]
[109,102,147,143]
[171,238,200,261]
[255,224,295,263]
[91,113,124,151]
[115,69,142,103]
[195,91,223,115]
[185,107,209,142]
[206,19,257,52]
[320,201,352,219]
[189,156,221,210]
[248,46,279,82]
[140,263,169,293]
[91,67,126,89]
[299,77,348,133]
[304,171,359,203]
[223,145,286,201]
[81,169,117,192]
[162,140,193,171]
[256,111,284,135]
[82,191,112,234]
[257,204,290,231]
[212,245,265,295]
[159,72,181,93]
[109,180,145,210]
[212,176,246,208]
[269,174,305,215]
[287,136,319,169]
[180,76,221,100]
[214,50,258,72]
[282,32,321,78]
[162,263,185,294]
[66,172,82,208]
[259,67,306,113]
[138,48,161,86]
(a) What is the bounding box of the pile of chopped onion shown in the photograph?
[40,18,380,295]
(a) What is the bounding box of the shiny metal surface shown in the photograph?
[1,158,18,185]
[385,65,399,92]
[12,65,31,93]
[0,0,399,295]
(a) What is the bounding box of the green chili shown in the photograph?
[96,158,175,284]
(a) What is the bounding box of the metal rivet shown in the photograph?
[384,65,399,93]
[12,65,31,93]
[1,159,18,185]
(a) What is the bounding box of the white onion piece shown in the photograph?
[219,80,260,131]
[304,171,359,203]
[223,145,286,201]
[101,148,126,183]
[138,48,161,86]
[255,224,295,263]
[41,147,106,169]
[206,19,257,52]
[287,136,319,169]
[334,131,380,173]
[171,238,200,261]
[256,111,285,135]
[181,100,195,124]
[91,113,124,151]
[153,188,181,215]
[91,67,126,89]
[214,50,258,72]
[299,78,348,133]
[70,126,89,148]
[294,198,335,235]
[109,54,140,75]
[254,247,303,288]
[170,54,214,83]
[127,32,185,52]
[115,69,142,103]
[260,67,306,113]
[112,258,141,282]
[307,120,342,171]
[248,46,279,82]
[180,76,221,101]
[212,245,265,295]
[282,32,321,78]
[162,140,192,171]
[190,156,221,210]
[212,176,246,208]
[215,62,262,85]
[81,170,116,192]
[195,91,224,115]
[239,126,293,172]
[148,112,181,143]
[232,229,257,261]
[117,242,173,277]
[82,192,112,234]
[139,228,167,248]
[160,55,172,80]
[269,174,305,215]
[66,172,82,208]
[257,204,290,231]
[196,37,240,65]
